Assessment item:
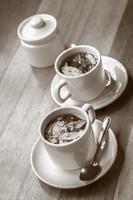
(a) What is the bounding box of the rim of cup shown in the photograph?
[40,106,90,147]
[55,45,101,79]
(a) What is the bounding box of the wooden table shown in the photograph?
[0,0,133,199]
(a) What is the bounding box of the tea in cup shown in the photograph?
[40,104,97,170]
[54,45,111,102]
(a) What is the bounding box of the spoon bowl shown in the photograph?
[80,164,101,181]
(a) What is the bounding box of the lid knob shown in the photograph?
[30,16,45,28]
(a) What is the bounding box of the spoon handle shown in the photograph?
[93,117,111,164]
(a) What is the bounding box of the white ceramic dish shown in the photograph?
[30,119,118,189]
[51,56,128,110]
[17,14,64,68]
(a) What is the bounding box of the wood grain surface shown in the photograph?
[0,0,133,199]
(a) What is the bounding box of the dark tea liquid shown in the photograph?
[60,52,98,77]
[44,114,86,144]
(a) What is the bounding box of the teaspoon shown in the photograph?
[79,117,111,181]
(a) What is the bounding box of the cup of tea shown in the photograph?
[54,45,111,102]
[40,104,98,170]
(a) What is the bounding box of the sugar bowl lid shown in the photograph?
[17,14,57,44]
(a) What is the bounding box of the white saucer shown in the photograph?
[51,56,128,110]
[30,119,118,189]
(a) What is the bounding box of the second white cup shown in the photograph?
[54,45,111,102]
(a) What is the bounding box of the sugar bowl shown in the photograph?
[17,14,65,68]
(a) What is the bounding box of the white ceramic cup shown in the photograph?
[54,45,111,102]
[40,104,97,170]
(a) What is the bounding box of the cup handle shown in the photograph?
[53,79,71,103]
[65,43,77,49]
[81,104,96,124]
[105,70,112,87]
